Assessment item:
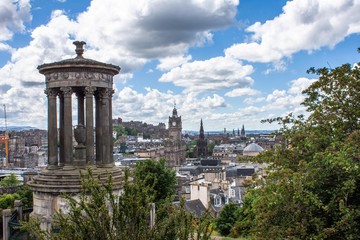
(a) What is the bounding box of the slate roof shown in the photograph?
[184,199,207,218]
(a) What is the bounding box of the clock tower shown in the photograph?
[164,106,186,167]
[168,106,182,141]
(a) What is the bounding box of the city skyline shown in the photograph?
[0,0,359,131]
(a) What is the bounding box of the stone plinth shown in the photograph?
[28,166,124,230]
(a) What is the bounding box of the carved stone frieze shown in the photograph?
[46,71,112,82]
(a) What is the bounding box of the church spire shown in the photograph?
[241,124,245,136]
[199,119,205,139]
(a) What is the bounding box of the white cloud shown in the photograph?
[288,77,316,94]
[265,77,316,111]
[159,56,254,93]
[244,97,265,104]
[0,0,239,129]
[225,0,360,62]
[112,87,227,129]
[225,87,260,97]
[75,0,239,72]
[156,55,192,71]
[0,0,31,46]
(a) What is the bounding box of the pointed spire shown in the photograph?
[241,124,245,136]
[199,119,205,139]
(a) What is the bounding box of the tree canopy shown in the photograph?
[22,159,213,240]
[134,158,177,204]
[233,58,360,239]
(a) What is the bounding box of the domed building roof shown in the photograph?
[243,143,264,153]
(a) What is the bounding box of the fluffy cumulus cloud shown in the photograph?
[75,0,239,72]
[225,0,360,62]
[159,56,254,93]
[265,77,316,111]
[112,87,227,129]
[0,0,239,129]
[0,0,31,49]
[156,55,192,71]
[225,87,260,97]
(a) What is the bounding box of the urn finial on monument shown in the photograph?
[73,41,86,58]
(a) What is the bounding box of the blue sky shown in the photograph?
[0,0,359,131]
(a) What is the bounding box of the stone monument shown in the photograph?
[28,41,123,229]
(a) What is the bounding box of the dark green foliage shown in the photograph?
[0,173,21,188]
[16,185,33,208]
[0,193,20,209]
[113,126,138,138]
[0,174,32,209]
[233,59,360,239]
[21,160,213,240]
[215,203,239,236]
[134,158,177,204]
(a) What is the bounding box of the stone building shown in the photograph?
[28,41,123,229]
[164,106,186,167]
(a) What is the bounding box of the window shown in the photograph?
[214,196,221,207]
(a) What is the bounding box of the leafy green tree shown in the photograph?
[235,58,360,239]
[134,158,177,204]
[186,140,197,158]
[113,126,127,139]
[21,168,213,240]
[0,173,21,188]
[0,193,20,209]
[16,185,33,208]
[215,203,239,236]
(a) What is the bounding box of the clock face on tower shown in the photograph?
[172,121,177,126]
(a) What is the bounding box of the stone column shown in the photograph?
[2,209,11,240]
[100,88,111,167]
[14,200,23,221]
[59,94,64,167]
[95,90,103,166]
[60,86,74,170]
[109,89,114,164]
[45,88,58,169]
[85,86,96,165]
[76,91,85,126]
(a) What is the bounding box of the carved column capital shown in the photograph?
[98,88,111,99]
[44,88,58,97]
[85,86,97,96]
[60,86,73,97]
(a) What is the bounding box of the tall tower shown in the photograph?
[28,41,123,229]
[164,106,185,167]
[241,124,246,137]
[196,119,208,158]
[168,106,182,141]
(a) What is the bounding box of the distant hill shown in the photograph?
[0,126,38,131]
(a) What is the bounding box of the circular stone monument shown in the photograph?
[28,41,123,230]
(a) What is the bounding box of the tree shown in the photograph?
[134,158,177,204]
[21,168,213,240]
[0,193,20,209]
[215,203,239,236]
[234,58,360,239]
[0,173,21,188]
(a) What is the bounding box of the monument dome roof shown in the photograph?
[37,41,120,74]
